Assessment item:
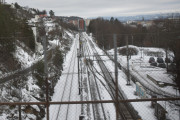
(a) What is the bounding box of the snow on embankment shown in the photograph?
[14,46,36,68]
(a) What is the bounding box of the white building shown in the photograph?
[35,15,40,21]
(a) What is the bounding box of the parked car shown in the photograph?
[149,57,155,63]
[157,57,164,63]
[150,62,157,67]
[158,63,166,68]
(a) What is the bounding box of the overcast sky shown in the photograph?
[6,0,180,18]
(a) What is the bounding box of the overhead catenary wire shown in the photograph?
[0,36,35,39]
[91,30,180,37]
[83,34,133,119]
[0,30,180,39]
[83,35,108,120]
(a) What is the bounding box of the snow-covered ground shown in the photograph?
[0,41,43,119]
[49,33,81,120]
[107,45,178,97]
[81,32,180,120]
[15,46,40,68]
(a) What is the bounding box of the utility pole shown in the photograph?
[131,34,133,45]
[165,47,169,72]
[43,36,49,120]
[18,100,21,120]
[18,78,22,120]
[126,36,130,85]
[113,34,119,120]
[102,33,104,50]
[78,33,82,95]
[166,19,170,72]
[14,31,22,120]
[77,48,80,95]
[77,34,81,94]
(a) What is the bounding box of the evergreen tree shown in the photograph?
[14,2,21,9]
[0,4,16,53]
[49,10,55,17]
[53,49,63,69]
[42,10,47,15]
[110,17,114,23]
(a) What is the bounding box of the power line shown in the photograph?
[92,31,180,36]
[0,30,180,39]
[0,36,34,39]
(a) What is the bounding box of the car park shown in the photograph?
[149,57,155,63]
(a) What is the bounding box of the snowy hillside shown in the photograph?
[0,13,78,119]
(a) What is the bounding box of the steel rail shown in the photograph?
[87,38,139,120]
[83,38,107,120]
[0,98,180,105]
[54,39,78,120]
[65,43,78,120]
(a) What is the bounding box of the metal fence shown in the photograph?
[0,34,180,120]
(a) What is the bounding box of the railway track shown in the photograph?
[83,34,140,120]
[50,38,80,120]
[83,39,107,120]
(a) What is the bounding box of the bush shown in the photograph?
[53,49,63,70]
[35,61,44,75]
[34,73,44,87]
[119,47,138,56]
[33,61,45,88]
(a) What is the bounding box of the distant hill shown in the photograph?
[90,12,180,22]
[57,16,83,22]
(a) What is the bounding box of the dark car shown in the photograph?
[150,62,157,67]
[149,57,155,63]
[157,57,164,63]
[158,63,166,68]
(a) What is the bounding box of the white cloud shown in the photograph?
[6,0,180,18]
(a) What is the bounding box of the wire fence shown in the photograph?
[0,33,180,120]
